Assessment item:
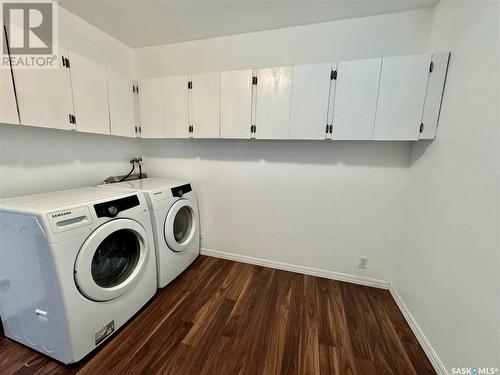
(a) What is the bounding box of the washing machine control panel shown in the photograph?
[94,195,140,218]
[171,184,192,198]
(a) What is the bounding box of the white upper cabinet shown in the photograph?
[190,72,220,138]
[254,67,292,140]
[289,63,332,140]
[373,54,431,140]
[220,69,253,139]
[15,49,73,130]
[106,68,135,138]
[138,78,165,138]
[163,75,189,138]
[420,52,450,140]
[69,51,110,135]
[0,66,19,125]
[332,58,381,140]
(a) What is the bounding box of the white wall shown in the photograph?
[392,0,500,371]
[136,8,435,281]
[59,6,134,77]
[0,124,141,197]
[135,8,434,77]
[143,140,410,281]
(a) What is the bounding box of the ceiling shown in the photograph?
[58,0,439,48]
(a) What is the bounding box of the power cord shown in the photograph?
[119,159,137,182]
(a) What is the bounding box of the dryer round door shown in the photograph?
[164,199,197,252]
[74,219,149,302]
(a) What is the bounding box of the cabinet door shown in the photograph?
[106,68,135,138]
[0,67,19,125]
[220,69,252,139]
[138,78,165,138]
[69,52,110,135]
[1,23,18,125]
[190,72,220,138]
[332,58,381,140]
[289,63,332,140]
[373,54,430,140]
[164,75,189,138]
[14,49,73,130]
[420,52,450,140]
[255,67,292,140]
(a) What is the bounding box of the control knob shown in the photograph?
[107,206,119,217]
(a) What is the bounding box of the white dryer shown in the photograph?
[0,187,157,364]
[99,178,200,288]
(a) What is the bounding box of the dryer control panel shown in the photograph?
[171,184,192,198]
[94,195,140,218]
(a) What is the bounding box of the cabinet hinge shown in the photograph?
[331,70,337,80]
[429,61,434,73]
[188,81,193,89]
[419,123,424,133]
[252,76,258,85]
[62,56,70,68]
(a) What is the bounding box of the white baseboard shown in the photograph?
[389,286,448,375]
[200,248,390,289]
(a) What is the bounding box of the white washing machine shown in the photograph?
[0,187,157,364]
[99,178,200,288]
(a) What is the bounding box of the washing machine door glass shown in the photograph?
[164,199,197,252]
[75,219,149,302]
[91,229,140,288]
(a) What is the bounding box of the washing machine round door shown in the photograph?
[164,199,197,252]
[74,219,149,302]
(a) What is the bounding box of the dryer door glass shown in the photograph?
[173,206,193,244]
[91,229,141,288]
[164,199,197,252]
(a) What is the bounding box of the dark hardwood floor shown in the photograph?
[0,256,435,374]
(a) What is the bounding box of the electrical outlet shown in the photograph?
[358,256,368,269]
